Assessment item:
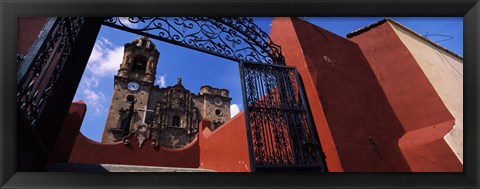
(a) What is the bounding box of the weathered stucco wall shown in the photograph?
[389,23,463,163]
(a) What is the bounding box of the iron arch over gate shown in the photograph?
[102,17,285,65]
[17,17,327,172]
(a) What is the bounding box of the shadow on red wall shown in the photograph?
[270,17,407,172]
[270,17,462,172]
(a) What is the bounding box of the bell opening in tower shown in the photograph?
[132,55,147,73]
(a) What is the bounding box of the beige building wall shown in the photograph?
[389,22,463,163]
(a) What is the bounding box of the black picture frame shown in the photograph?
[1,0,479,188]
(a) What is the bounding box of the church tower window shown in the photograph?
[172,115,180,127]
[132,55,147,73]
[215,109,223,116]
[126,95,136,103]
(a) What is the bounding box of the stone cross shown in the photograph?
[137,105,154,124]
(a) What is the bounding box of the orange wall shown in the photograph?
[49,101,87,164]
[51,102,251,171]
[68,133,200,168]
[199,112,251,172]
[348,21,462,172]
[271,17,411,172]
[270,17,343,172]
[52,104,200,168]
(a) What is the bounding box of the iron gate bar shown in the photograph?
[240,60,327,172]
[239,61,256,172]
[294,67,328,172]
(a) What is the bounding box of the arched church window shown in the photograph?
[132,55,147,73]
[172,115,180,127]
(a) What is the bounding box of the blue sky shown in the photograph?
[73,17,463,142]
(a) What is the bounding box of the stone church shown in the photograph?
[100,36,231,148]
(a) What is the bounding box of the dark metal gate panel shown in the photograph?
[17,17,85,128]
[239,61,327,172]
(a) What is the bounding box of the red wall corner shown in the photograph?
[49,100,87,164]
[271,17,415,172]
[398,119,462,172]
[199,112,251,172]
[348,21,461,172]
[270,17,344,172]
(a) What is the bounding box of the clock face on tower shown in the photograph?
[127,81,139,91]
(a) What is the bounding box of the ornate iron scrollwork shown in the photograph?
[102,17,285,65]
[241,61,326,171]
[17,17,84,127]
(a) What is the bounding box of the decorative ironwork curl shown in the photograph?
[17,17,84,127]
[241,62,325,170]
[103,17,285,65]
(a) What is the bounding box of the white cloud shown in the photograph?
[119,17,138,28]
[74,36,123,116]
[75,74,107,116]
[88,42,104,63]
[82,88,106,115]
[230,104,240,118]
[86,40,124,77]
[101,37,113,46]
[156,74,167,87]
[81,75,99,88]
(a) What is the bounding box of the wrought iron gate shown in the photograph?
[17,17,84,128]
[17,17,327,171]
[102,17,327,171]
[240,61,327,172]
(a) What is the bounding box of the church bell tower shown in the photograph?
[101,36,160,143]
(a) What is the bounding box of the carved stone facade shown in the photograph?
[101,37,231,148]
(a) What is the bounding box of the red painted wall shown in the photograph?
[49,101,87,163]
[199,112,251,172]
[270,18,344,172]
[17,17,48,69]
[50,102,200,168]
[348,21,462,171]
[50,17,461,172]
[51,102,251,171]
[271,17,411,172]
[67,133,200,168]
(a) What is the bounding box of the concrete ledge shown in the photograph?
[46,163,214,172]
